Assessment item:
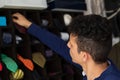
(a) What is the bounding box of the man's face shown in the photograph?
[67,34,81,64]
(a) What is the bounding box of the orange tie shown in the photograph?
[17,54,34,71]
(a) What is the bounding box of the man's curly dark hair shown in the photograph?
[68,14,112,64]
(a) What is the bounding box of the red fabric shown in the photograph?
[0,62,2,71]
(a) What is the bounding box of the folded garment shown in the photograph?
[10,69,24,80]
[0,62,3,71]
[45,50,54,58]
[1,53,18,72]
[32,52,46,68]
[15,35,22,44]
[15,23,27,34]
[2,32,12,44]
[32,70,41,80]
[48,0,86,12]
[17,54,34,71]
[0,16,7,26]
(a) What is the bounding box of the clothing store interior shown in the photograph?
[0,0,120,80]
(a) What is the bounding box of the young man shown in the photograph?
[12,13,120,80]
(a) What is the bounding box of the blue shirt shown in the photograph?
[83,60,120,80]
[27,23,120,80]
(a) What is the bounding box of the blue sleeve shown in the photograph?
[27,23,82,70]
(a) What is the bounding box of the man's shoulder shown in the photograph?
[103,66,120,80]
[104,73,120,80]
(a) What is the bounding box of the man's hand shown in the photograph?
[12,12,32,28]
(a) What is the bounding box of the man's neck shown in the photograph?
[84,61,109,80]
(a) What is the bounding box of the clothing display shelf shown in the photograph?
[0,9,83,80]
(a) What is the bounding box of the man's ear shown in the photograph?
[80,51,89,62]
